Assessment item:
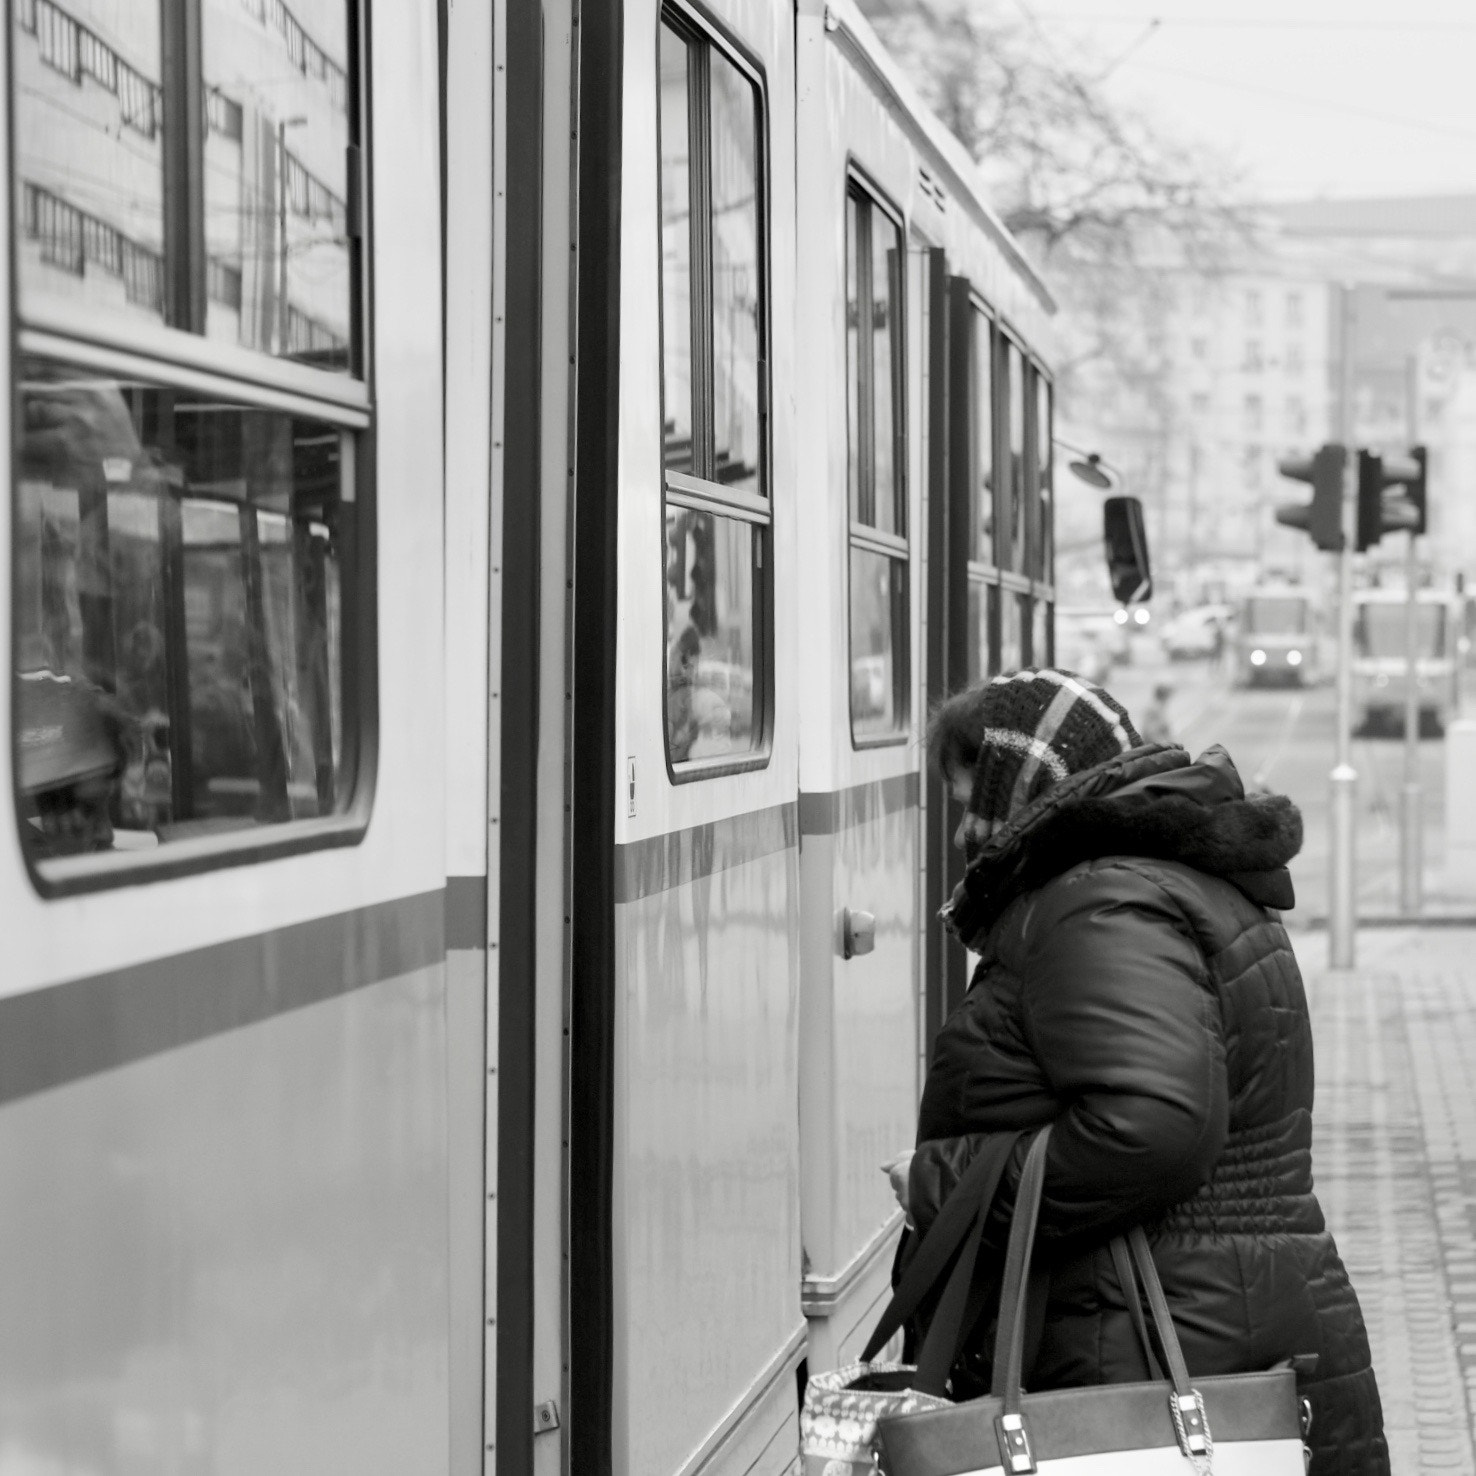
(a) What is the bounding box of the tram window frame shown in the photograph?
[656,6,773,781]
[9,0,375,896]
[844,169,909,748]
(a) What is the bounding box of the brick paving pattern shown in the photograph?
[1298,926,1476,1474]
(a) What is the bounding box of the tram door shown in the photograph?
[792,26,936,1361]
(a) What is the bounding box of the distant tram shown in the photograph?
[1233,587,1319,687]
[1352,587,1459,736]
[2,2,1080,1473]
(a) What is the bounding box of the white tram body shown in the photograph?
[1,1,1056,1473]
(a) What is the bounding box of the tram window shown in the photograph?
[845,177,907,743]
[966,582,995,680]
[1005,341,1028,572]
[1036,373,1053,584]
[14,0,358,373]
[659,24,694,472]
[1004,591,1028,671]
[15,358,351,864]
[658,11,769,773]
[971,307,995,563]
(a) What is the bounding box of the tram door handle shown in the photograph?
[842,908,876,959]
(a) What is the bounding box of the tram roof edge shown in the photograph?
[820,0,1057,317]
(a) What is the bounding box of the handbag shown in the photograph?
[876,1125,1309,1475]
[800,1131,1025,1474]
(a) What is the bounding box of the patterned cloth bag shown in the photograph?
[800,1132,1024,1474]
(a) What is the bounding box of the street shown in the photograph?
[1109,637,1466,923]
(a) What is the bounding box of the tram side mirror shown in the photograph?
[1104,496,1152,605]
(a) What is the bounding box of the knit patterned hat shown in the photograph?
[965,668,1143,833]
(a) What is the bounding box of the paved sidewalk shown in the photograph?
[1297,926,1476,1473]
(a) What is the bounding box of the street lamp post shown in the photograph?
[277,115,307,357]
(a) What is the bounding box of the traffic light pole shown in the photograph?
[1401,356,1422,915]
[1330,286,1357,969]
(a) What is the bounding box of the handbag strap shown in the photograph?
[861,1129,1022,1367]
[1109,1236,1165,1382]
[988,1126,1051,1404]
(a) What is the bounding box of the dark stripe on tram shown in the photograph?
[614,801,797,904]
[569,0,624,1464]
[496,0,545,1466]
[798,771,920,837]
[0,889,444,1108]
[444,874,488,950]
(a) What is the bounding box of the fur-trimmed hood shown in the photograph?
[942,743,1302,949]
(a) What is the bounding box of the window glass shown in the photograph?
[709,51,760,493]
[1000,590,1025,672]
[849,548,905,739]
[1357,603,1444,659]
[664,510,758,761]
[201,0,353,369]
[1007,341,1027,572]
[966,581,994,682]
[845,191,861,521]
[870,210,901,536]
[13,0,355,373]
[16,356,347,861]
[1036,375,1053,583]
[658,23,694,474]
[15,1,167,320]
[972,308,994,563]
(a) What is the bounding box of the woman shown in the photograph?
[892,667,1387,1476]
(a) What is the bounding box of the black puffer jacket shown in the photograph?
[910,743,1388,1476]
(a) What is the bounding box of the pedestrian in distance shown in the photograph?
[884,666,1388,1476]
[1138,679,1175,745]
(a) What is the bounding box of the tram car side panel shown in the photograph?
[1,3,454,1472]
[794,5,926,1373]
[611,1,802,1472]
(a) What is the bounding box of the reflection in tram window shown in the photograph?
[1036,374,1053,582]
[966,581,994,680]
[202,0,353,367]
[14,358,349,864]
[664,509,758,762]
[709,50,761,493]
[972,306,995,562]
[659,22,694,473]
[13,0,355,372]
[845,177,907,742]
[1006,340,1028,572]
[850,549,906,739]
[1000,591,1025,672]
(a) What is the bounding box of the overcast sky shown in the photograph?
[1031,0,1476,201]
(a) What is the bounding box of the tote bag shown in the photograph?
[876,1126,1308,1476]
[800,1131,1025,1475]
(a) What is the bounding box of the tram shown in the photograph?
[3,2,1065,1473]
[1232,585,1319,688]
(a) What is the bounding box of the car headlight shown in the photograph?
[1250,649,1267,666]
[1133,607,1150,626]
[1287,649,1303,666]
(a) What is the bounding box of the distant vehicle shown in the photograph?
[1056,607,1130,682]
[1163,604,1230,661]
[1352,588,1457,737]
[1233,590,1317,687]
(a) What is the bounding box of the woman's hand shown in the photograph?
[881,1151,915,1228]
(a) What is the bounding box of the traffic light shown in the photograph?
[1275,443,1345,551]
[1355,449,1422,552]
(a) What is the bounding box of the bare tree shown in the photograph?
[859,0,1254,564]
